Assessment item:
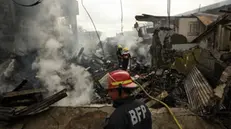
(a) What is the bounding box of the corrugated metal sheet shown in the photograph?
[184,66,215,115]
[194,13,219,26]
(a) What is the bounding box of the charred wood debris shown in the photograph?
[88,44,231,128]
[90,48,187,107]
[0,46,231,128]
[0,79,67,126]
[0,49,68,127]
[0,81,67,126]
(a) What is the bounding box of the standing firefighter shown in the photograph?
[117,45,123,67]
[122,47,131,71]
[103,70,152,129]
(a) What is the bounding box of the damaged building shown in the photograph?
[1,0,231,129]
[124,1,231,129]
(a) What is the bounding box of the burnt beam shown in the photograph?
[15,89,67,116]
[146,91,168,107]
[219,10,231,13]
[2,88,48,98]
[12,80,28,91]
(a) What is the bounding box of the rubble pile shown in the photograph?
[0,80,67,126]
[0,10,231,129]
[87,43,231,128]
[132,68,187,108]
[89,48,187,108]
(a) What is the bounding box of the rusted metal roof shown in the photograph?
[196,16,215,25]
[191,14,229,43]
[193,13,219,26]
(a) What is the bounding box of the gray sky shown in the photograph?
[77,0,224,36]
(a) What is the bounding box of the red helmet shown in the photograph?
[107,70,137,90]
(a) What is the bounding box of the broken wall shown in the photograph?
[217,25,231,51]
[178,18,203,42]
[171,47,201,74]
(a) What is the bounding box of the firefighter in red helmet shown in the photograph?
[103,70,152,129]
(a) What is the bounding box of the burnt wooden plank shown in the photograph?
[132,81,151,96]
[146,91,169,107]
[15,89,67,116]
[0,107,14,113]
[13,80,28,91]
[3,88,47,98]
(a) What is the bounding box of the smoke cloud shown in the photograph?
[24,0,94,106]
[114,31,151,65]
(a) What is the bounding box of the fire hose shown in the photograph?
[133,79,183,129]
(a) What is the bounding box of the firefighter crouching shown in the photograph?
[122,47,131,71]
[103,70,152,129]
[117,45,123,68]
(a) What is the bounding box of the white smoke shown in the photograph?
[28,1,94,106]
[3,59,15,78]
[116,31,152,64]
[116,31,140,50]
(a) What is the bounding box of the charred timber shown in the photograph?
[15,89,67,116]
[12,80,28,91]
[0,107,15,123]
[146,91,168,107]
[0,107,14,113]
[220,52,231,62]
[2,88,47,98]
[77,47,84,58]
[131,81,152,96]
[219,10,231,13]
[1,88,47,107]
[1,99,37,107]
